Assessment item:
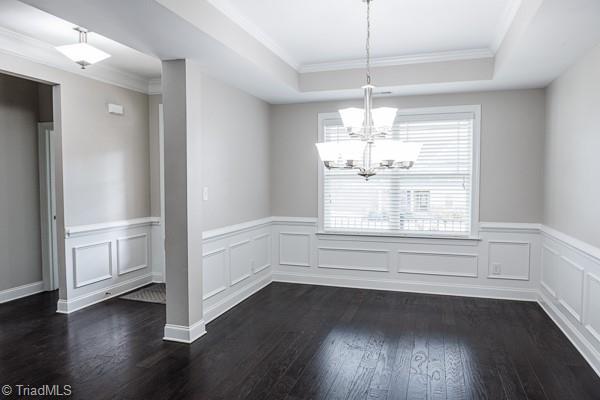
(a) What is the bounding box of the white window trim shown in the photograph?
[317,104,482,239]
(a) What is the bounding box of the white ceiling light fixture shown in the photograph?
[315,0,422,180]
[56,27,111,69]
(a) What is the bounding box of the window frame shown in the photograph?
[317,105,481,239]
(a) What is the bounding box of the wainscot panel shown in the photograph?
[202,220,272,323]
[273,219,540,301]
[539,226,600,376]
[59,217,157,313]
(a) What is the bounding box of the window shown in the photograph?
[318,106,480,236]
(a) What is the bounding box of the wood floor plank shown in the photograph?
[0,283,599,400]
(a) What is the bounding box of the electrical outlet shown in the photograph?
[203,187,209,201]
[492,263,502,275]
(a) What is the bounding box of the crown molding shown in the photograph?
[299,48,495,74]
[148,78,162,95]
[205,0,300,70]
[0,26,154,94]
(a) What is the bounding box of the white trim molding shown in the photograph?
[148,78,162,95]
[541,225,600,262]
[65,217,160,238]
[61,217,158,313]
[300,48,494,73]
[0,26,157,94]
[272,271,538,302]
[201,217,274,323]
[164,320,207,344]
[539,225,600,376]
[203,217,273,241]
[40,213,600,375]
[479,222,541,234]
[273,217,539,301]
[57,273,153,314]
[0,281,44,304]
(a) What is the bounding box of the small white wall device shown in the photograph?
[108,103,124,115]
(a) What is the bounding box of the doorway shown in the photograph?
[0,73,59,299]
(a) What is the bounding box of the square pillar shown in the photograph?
[162,59,205,343]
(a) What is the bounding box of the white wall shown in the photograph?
[149,94,162,218]
[270,89,546,223]
[0,73,42,292]
[201,75,271,231]
[545,42,600,249]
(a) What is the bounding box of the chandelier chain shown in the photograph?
[366,0,371,85]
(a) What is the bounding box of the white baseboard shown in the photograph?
[0,281,44,304]
[56,274,153,314]
[163,319,206,344]
[272,272,538,302]
[152,272,164,283]
[204,275,272,323]
[538,292,600,377]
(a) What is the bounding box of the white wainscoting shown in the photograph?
[51,215,600,376]
[272,218,540,301]
[539,226,600,375]
[202,218,273,323]
[58,217,159,313]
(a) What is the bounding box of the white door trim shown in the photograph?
[38,122,59,291]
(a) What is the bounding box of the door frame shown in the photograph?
[159,103,166,282]
[38,122,59,291]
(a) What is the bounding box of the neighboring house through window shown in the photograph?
[318,105,480,236]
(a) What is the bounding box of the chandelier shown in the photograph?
[315,0,422,180]
[56,27,111,69]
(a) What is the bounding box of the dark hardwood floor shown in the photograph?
[1,283,599,399]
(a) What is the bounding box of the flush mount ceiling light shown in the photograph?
[56,27,111,69]
[315,0,422,180]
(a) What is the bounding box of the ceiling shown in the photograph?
[0,0,161,87]
[209,0,520,69]
[5,0,600,102]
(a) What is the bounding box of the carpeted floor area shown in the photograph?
[119,283,166,304]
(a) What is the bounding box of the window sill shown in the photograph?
[316,231,482,242]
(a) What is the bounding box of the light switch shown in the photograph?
[203,187,209,201]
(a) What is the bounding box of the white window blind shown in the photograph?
[321,109,476,235]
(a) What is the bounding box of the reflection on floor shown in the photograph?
[1,283,599,399]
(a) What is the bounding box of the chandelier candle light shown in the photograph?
[315,0,422,180]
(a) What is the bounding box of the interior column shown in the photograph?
[162,59,205,343]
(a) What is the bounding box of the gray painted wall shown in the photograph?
[201,76,271,231]
[545,42,600,248]
[0,74,43,291]
[61,75,150,226]
[147,78,271,232]
[270,89,546,223]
